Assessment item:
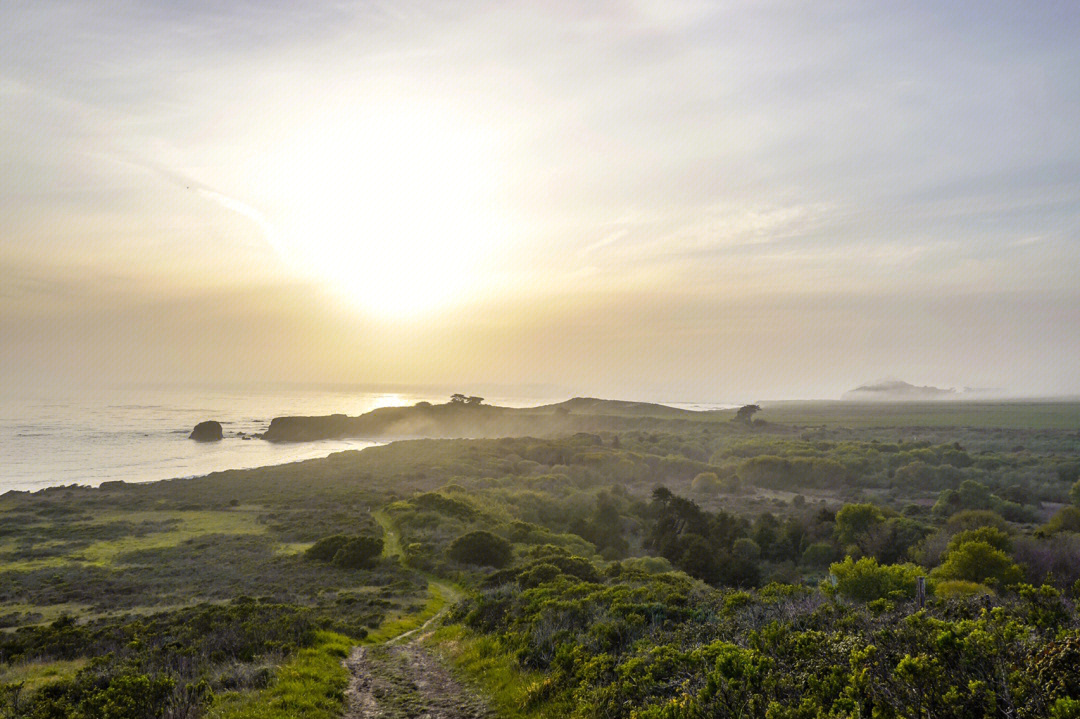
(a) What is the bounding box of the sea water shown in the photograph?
[0,385,499,493]
[0,385,731,493]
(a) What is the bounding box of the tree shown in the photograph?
[450,393,467,404]
[651,486,674,504]
[677,533,720,583]
[934,540,1023,587]
[466,396,485,405]
[732,537,761,562]
[734,404,761,424]
[834,503,885,549]
[448,530,512,568]
[802,541,838,568]
[947,526,1012,554]
[945,509,1009,533]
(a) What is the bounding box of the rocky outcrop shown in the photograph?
[189,420,223,441]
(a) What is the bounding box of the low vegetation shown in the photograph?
[3,400,1080,717]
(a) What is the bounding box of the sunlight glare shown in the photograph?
[278,105,503,317]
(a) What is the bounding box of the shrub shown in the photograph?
[802,542,839,568]
[947,526,1012,554]
[945,510,1009,533]
[934,541,1023,587]
[306,534,383,569]
[617,556,674,575]
[834,504,885,547]
[518,563,562,588]
[737,456,851,490]
[826,556,923,601]
[691,472,721,494]
[448,531,513,568]
[732,538,761,562]
[330,536,383,569]
[934,580,992,599]
[306,535,351,562]
[1040,507,1080,536]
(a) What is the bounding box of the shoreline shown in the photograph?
[0,438,385,496]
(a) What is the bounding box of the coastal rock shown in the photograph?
[189,420,223,441]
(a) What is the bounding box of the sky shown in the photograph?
[2,1,1079,402]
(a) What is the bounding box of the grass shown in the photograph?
[757,400,1080,430]
[0,509,265,572]
[362,580,448,644]
[273,541,313,556]
[423,625,571,719]
[203,544,454,718]
[199,505,454,719]
[0,658,87,692]
[206,631,351,719]
[0,602,92,628]
[77,510,265,565]
[372,509,403,559]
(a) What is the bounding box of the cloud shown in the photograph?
[3,1,1080,396]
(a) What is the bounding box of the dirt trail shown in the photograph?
[343,514,489,718]
[343,643,494,719]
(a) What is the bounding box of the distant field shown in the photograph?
[755,400,1080,430]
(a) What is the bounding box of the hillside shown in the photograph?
[260,397,729,442]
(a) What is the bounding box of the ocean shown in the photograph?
[1,385,734,494]
[0,386,542,494]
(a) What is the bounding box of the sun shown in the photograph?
[273,104,504,317]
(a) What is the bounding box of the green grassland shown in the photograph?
[207,631,352,719]
[758,399,1080,430]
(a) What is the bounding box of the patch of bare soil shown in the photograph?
[343,642,494,719]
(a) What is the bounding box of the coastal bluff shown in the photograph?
[258,398,725,442]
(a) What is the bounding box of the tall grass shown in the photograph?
[362,581,447,644]
[424,625,572,719]
[207,631,351,719]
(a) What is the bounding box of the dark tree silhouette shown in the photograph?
[735,404,761,424]
[450,393,467,404]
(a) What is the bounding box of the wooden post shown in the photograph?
[916,576,926,609]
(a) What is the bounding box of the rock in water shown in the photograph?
[189,420,223,441]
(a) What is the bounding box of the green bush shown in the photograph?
[834,503,885,547]
[826,556,923,601]
[1040,507,1080,536]
[802,541,839,568]
[947,526,1013,553]
[934,580,992,599]
[448,530,513,568]
[691,472,721,494]
[330,536,383,569]
[934,540,1023,587]
[306,534,383,569]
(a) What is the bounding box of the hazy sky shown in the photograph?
[3,1,1079,402]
